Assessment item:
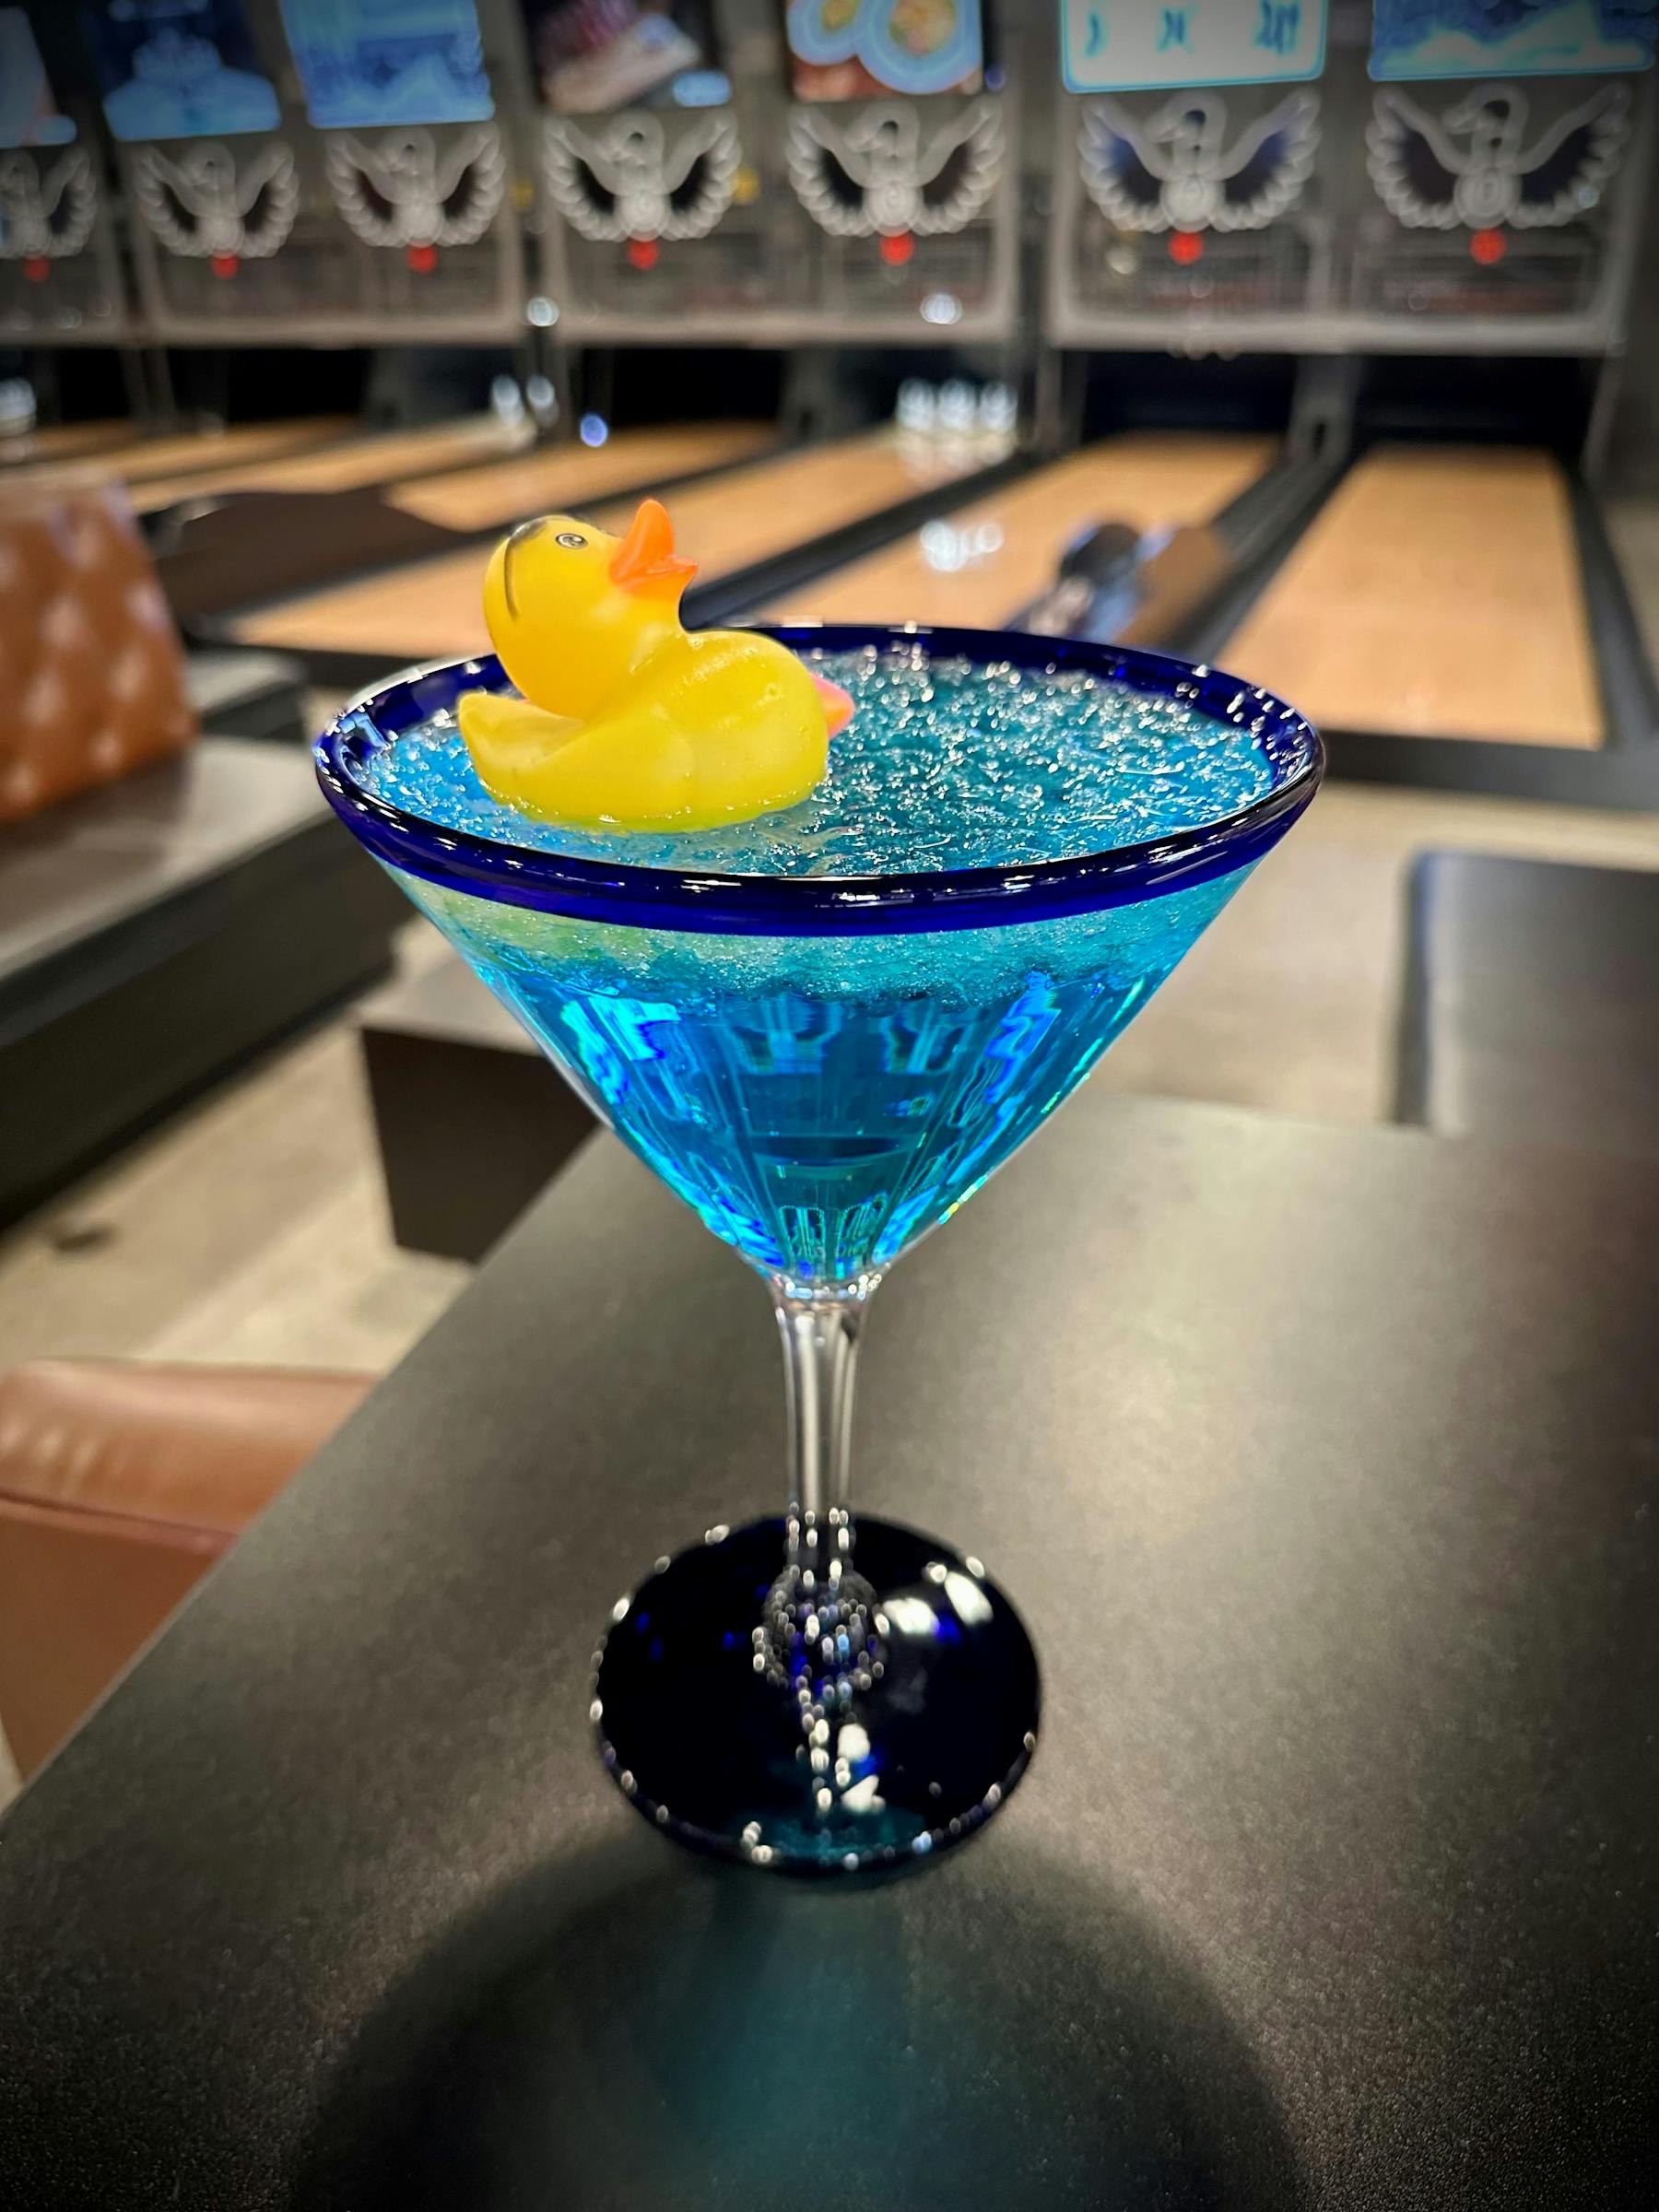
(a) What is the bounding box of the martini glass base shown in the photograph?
[594,1517,1040,1874]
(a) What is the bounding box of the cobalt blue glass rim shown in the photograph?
[314,624,1324,938]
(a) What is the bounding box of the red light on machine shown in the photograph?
[210,253,240,279]
[1169,231,1205,266]
[406,242,438,274]
[1470,228,1506,265]
[22,256,49,284]
[627,238,659,271]
[880,232,914,266]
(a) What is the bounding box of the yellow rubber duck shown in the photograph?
[456,498,852,832]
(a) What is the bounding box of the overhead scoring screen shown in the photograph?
[521,1,730,113]
[81,0,280,140]
[0,9,76,146]
[277,0,495,128]
[784,0,985,100]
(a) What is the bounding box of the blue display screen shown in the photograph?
[0,9,77,146]
[277,0,495,128]
[81,0,281,142]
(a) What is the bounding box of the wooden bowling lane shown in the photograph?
[1221,447,1602,748]
[759,434,1274,628]
[590,428,986,583]
[108,418,355,488]
[129,413,539,514]
[233,429,986,662]
[6,418,350,496]
[386,420,779,534]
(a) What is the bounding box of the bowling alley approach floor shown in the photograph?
[0,770,1655,1805]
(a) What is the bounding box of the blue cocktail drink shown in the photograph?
[320,624,1322,1871]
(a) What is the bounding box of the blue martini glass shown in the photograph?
[319,625,1323,1875]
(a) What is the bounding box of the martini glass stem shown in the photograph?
[775,1277,873,1537]
[764,1277,884,1784]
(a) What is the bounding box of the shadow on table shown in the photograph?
[293,1832,1297,2210]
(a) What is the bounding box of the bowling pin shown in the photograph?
[939,379,976,438]
[978,382,1017,453]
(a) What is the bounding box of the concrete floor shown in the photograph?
[0,924,468,1375]
[2,775,1656,1804]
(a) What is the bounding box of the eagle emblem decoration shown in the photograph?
[325,124,506,272]
[786,99,1004,262]
[1366,82,1630,234]
[133,142,298,277]
[544,112,741,269]
[1079,90,1320,237]
[0,150,97,283]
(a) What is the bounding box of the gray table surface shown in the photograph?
[2,1092,1654,2208]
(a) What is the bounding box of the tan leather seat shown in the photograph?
[0,1361,371,1781]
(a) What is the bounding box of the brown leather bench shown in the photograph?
[0,1361,371,1782]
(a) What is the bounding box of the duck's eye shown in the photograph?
[555,531,587,549]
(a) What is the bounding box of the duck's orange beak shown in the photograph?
[609,498,699,597]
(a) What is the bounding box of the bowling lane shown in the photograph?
[1220,447,1602,748]
[129,413,541,513]
[1,421,134,471]
[103,418,356,488]
[7,418,349,490]
[759,434,1274,627]
[387,421,779,534]
[233,429,986,663]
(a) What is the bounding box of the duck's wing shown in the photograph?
[1212,89,1320,232]
[1079,100,1169,231]
[457,691,583,788]
[1512,85,1630,229]
[1367,88,1465,229]
[471,701,698,830]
